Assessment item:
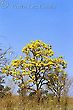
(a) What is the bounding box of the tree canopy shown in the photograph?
[2,40,67,97]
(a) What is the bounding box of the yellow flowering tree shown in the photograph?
[46,57,67,103]
[2,40,67,98]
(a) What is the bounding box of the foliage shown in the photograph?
[2,40,67,97]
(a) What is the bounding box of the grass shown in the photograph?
[0,94,73,110]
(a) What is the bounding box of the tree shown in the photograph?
[2,40,67,100]
[46,61,67,104]
[0,48,11,97]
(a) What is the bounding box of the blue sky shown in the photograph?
[0,0,73,79]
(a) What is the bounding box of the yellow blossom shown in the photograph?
[2,68,6,73]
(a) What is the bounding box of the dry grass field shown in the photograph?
[0,94,73,110]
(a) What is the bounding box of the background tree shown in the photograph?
[0,48,12,97]
[2,40,67,100]
[46,57,67,104]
